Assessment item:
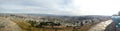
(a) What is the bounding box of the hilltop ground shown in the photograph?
[0,14,111,31]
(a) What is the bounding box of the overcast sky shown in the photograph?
[0,0,120,16]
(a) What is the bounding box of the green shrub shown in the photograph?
[27,20,37,27]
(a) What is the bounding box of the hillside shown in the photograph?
[0,17,21,31]
[0,14,111,31]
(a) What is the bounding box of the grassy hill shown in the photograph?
[0,14,111,31]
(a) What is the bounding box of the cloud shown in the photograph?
[0,0,76,15]
[71,0,120,16]
[1,0,120,16]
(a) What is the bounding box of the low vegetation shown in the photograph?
[0,14,111,31]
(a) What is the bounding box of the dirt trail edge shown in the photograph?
[0,17,21,31]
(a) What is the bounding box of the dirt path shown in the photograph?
[0,17,21,31]
[88,20,113,31]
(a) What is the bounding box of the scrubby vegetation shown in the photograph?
[27,20,37,27]
[0,14,111,31]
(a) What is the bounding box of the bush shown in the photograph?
[27,20,37,27]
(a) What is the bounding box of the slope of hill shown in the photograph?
[0,17,21,31]
[0,13,111,31]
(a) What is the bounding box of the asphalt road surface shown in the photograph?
[88,20,113,31]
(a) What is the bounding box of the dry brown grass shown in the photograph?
[11,18,42,31]
[79,25,92,31]
[11,18,95,31]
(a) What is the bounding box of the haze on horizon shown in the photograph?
[0,0,120,16]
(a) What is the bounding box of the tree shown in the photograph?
[36,22,61,28]
[28,20,37,27]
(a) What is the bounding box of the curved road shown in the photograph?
[88,20,113,31]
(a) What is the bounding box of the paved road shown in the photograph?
[88,20,113,31]
[104,22,116,31]
[0,17,21,31]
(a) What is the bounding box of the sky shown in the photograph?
[0,0,120,16]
